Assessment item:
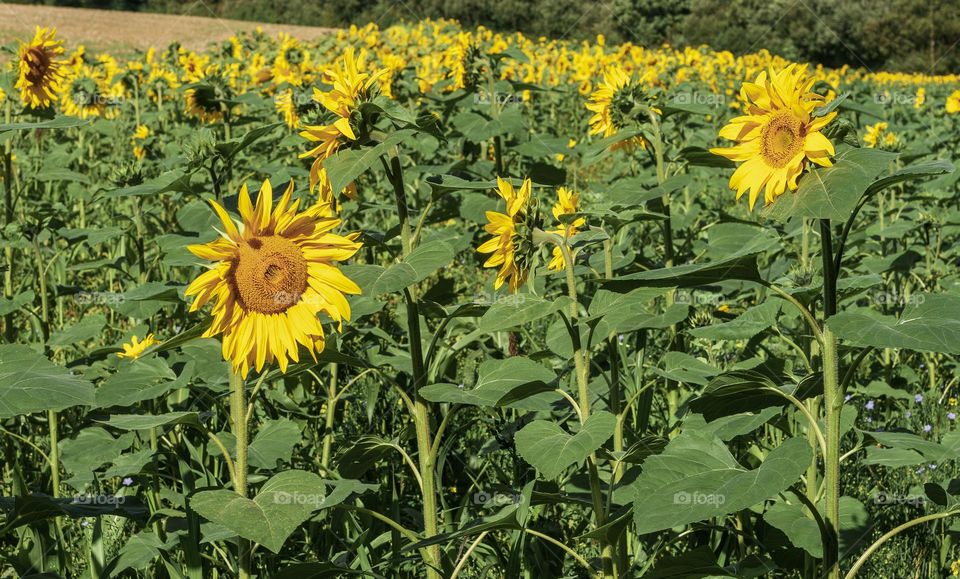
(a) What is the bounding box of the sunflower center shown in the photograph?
[232,235,308,314]
[761,111,806,167]
[24,46,52,84]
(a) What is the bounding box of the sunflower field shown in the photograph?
[2,16,960,579]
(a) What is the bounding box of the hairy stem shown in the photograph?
[229,369,251,579]
[820,219,841,579]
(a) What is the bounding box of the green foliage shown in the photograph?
[2,14,960,579]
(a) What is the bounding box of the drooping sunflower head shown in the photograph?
[298,48,390,195]
[449,32,485,91]
[185,179,363,377]
[547,187,585,272]
[60,65,108,119]
[710,64,836,209]
[585,65,657,149]
[16,26,66,109]
[184,85,226,124]
[275,89,300,128]
[477,177,539,293]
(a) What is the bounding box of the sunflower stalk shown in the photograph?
[2,98,14,343]
[556,237,613,578]
[320,363,337,473]
[47,409,59,499]
[383,147,442,577]
[646,108,682,434]
[228,369,252,579]
[820,219,842,579]
[604,236,629,572]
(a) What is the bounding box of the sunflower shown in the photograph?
[131,124,150,159]
[378,53,406,99]
[863,121,897,149]
[249,53,274,86]
[546,187,585,271]
[299,122,351,191]
[117,334,159,360]
[272,34,311,87]
[299,48,388,194]
[313,47,388,120]
[185,179,362,377]
[477,177,536,293]
[947,90,960,114]
[66,45,86,69]
[184,86,226,123]
[448,32,484,91]
[914,87,925,109]
[146,67,180,101]
[60,65,109,119]
[275,89,300,128]
[15,27,66,109]
[585,65,657,149]
[311,165,357,216]
[178,50,212,83]
[710,64,836,209]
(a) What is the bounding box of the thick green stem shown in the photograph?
[604,238,628,573]
[148,417,166,541]
[33,237,50,342]
[48,410,60,498]
[804,394,821,577]
[384,149,441,577]
[647,113,680,431]
[820,219,841,579]
[320,363,337,472]
[560,241,612,577]
[229,370,251,579]
[822,326,841,577]
[2,99,13,343]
